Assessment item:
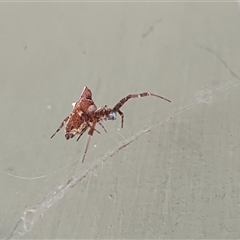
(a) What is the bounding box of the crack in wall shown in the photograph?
[203,46,240,82]
[142,19,162,38]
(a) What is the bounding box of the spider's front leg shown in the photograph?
[99,122,107,133]
[76,128,88,141]
[76,123,101,142]
[118,110,124,128]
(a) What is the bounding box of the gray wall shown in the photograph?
[1,2,240,239]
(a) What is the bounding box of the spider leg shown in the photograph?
[94,128,101,134]
[81,121,97,163]
[99,122,107,133]
[118,110,124,128]
[81,135,91,163]
[76,124,101,142]
[76,131,85,141]
[50,116,69,139]
[113,92,171,113]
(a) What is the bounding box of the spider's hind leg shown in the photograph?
[50,116,69,139]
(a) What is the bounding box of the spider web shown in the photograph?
[4,70,240,239]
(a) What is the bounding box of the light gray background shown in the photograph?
[1,2,240,239]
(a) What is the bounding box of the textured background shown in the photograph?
[1,2,240,239]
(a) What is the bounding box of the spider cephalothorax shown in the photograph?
[51,86,171,162]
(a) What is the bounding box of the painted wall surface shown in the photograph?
[1,2,240,239]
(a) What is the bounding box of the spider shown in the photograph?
[51,86,171,163]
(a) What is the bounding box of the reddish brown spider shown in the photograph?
[51,86,171,163]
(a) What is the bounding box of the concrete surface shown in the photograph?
[1,2,240,239]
